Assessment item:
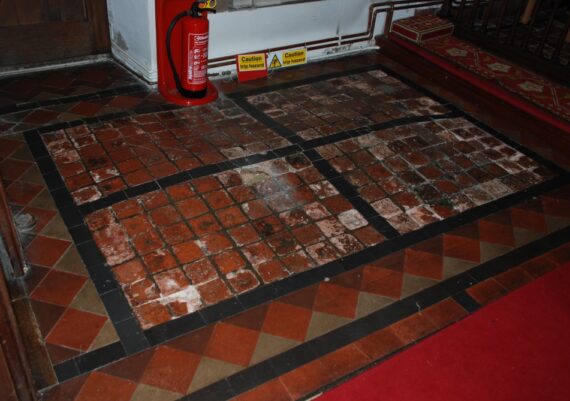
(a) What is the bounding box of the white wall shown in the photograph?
[106,0,157,82]
[106,0,417,83]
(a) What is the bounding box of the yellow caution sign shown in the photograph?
[282,48,307,67]
[269,54,282,69]
[237,53,267,72]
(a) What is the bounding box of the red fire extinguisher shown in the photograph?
[166,0,216,99]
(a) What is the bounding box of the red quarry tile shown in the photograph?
[217,206,248,228]
[132,230,164,255]
[140,191,170,210]
[154,268,190,296]
[0,158,32,180]
[320,344,371,381]
[30,270,86,306]
[197,278,233,305]
[6,181,43,205]
[510,208,549,234]
[183,258,218,284]
[261,302,313,341]
[422,298,468,328]
[177,196,209,219]
[279,359,332,400]
[229,224,261,246]
[192,176,221,193]
[189,213,222,236]
[281,250,314,273]
[125,279,160,306]
[0,138,22,159]
[172,241,204,264]
[391,312,437,343]
[75,372,137,401]
[355,326,404,360]
[314,282,359,319]
[443,234,481,263]
[135,302,172,328]
[361,265,403,299]
[122,214,153,237]
[214,250,246,274]
[46,308,107,351]
[160,222,195,246]
[204,322,261,366]
[467,278,508,305]
[227,269,260,294]
[140,346,201,393]
[143,249,178,273]
[166,183,195,201]
[113,259,147,285]
[232,379,292,401]
[150,205,182,227]
[478,219,516,247]
[93,223,135,266]
[256,260,289,283]
[404,249,443,280]
[113,199,142,219]
[204,189,233,209]
[201,232,233,254]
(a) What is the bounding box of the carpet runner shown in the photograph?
[390,15,570,132]
[319,262,570,401]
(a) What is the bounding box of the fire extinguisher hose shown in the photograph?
[166,10,203,98]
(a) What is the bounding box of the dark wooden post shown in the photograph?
[0,261,37,401]
[438,0,454,19]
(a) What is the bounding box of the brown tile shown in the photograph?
[30,270,86,307]
[46,308,107,351]
[233,379,292,401]
[391,312,437,344]
[75,372,137,401]
[261,302,313,342]
[279,359,332,400]
[25,235,70,267]
[140,346,201,394]
[30,299,66,337]
[520,256,559,278]
[494,267,533,291]
[467,279,508,305]
[422,298,468,328]
[314,282,359,319]
[355,326,404,360]
[319,344,370,381]
[203,323,260,367]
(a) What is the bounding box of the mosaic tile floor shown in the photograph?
[1,52,569,401]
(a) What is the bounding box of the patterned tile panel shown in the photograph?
[86,156,384,328]
[315,117,555,233]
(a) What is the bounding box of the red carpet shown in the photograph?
[319,263,570,401]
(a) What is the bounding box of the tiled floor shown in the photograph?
[1,51,568,401]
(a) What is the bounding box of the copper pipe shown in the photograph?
[208,0,443,68]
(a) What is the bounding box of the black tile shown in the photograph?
[452,292,480,313]
[101,289,133,323]
[76,342,126,374]
[53,359,79,382]
[114,317,150,355]
[182,379,235,401]
[267,343,318,376]
[144,312,206,346]
[125,181,159,198]
[199,297,244,324]
[226,360,277,394]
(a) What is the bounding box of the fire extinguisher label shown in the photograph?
[187,33,208,85]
